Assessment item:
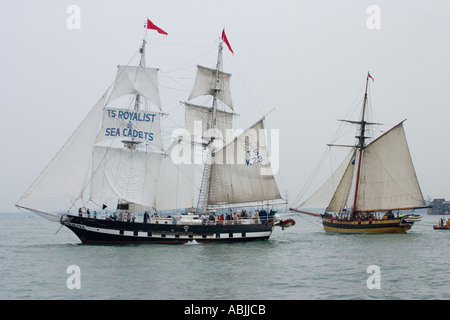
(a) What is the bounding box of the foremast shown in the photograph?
[197,41,224,214]
[123,39,147,151]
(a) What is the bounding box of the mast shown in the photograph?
[134,39,146,111]
[352,72,370,214]
[211,41,223,133]
[124,39,147,151]
[197,41,223,214]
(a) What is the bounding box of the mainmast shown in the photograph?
[352,72,371,214]
[210,41,223,133]
[197,41,224,214]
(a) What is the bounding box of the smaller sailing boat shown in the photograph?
[16,23,292,244]
[291,73,426,233]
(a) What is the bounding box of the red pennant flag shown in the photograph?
[146,19,168,35]
[221,28,234,54]
[368,72,374,82]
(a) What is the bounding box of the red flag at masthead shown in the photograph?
[146,19,168,35]
[221,28,234,54]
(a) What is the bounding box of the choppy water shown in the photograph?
[1,211,450,300]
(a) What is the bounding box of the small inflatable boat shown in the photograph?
[276,218,296,230]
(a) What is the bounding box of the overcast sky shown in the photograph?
[1,0,449,213]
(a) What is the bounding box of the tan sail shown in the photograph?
[207,119,282,206]
[327,148,357,212]
[356,122,425,211]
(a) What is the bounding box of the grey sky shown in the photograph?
[1,0,449,212]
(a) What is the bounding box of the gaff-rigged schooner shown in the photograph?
[16,24,292,244]
[290,73,425,233]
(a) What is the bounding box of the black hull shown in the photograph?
[63,215,274,244]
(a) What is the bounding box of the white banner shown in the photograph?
[96,108,163,150]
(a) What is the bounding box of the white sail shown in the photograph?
[90,142,195,211]
[90,146,162,208]
[188,65,233,110]
[20,91,108,200]
[207,120,282,205]
[107,65,162,110]
[155,142,195,211]
[356,122,425,211]
[95,107,164,151]
[184,102,234,140]
[19,38,284,219]
[299,149,356,211]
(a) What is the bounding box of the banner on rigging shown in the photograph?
[95,108,163,149]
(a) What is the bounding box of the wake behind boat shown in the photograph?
[16,22,293,244]
[290,73,426,234]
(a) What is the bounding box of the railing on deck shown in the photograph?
[151,216,273,226]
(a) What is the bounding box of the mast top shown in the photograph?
[139,39,147,67]
[352,72,372,213]
[357,72,371,149]
[124,38,147,150]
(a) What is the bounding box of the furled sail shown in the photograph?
[355,122,425,211]
[188,65,233,110]
[207,119,282,205]
[107,65,162,110]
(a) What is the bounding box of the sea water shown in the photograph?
[1,211,450,300]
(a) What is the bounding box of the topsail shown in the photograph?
[188,65,233,110]
[107,65,162,110]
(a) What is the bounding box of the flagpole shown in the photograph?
[133,20,148,115]
[143,17,148,43]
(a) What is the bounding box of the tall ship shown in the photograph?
[16,23,292,244]
[291,73,425,233]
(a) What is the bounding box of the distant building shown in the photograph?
[428,198,450,215]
